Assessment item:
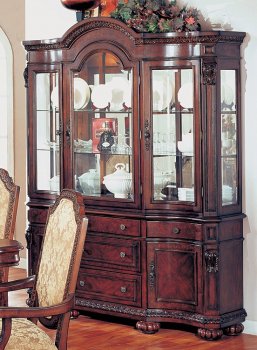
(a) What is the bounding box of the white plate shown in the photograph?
[152,71,173,111]
[74,77,90,110]
[178,82,194,109]
[107,77,132,111]
[91,84,112,109]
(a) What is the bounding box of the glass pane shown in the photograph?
[152,68,194,202]
[221,70,237,206]
[36,72,60,192]
[73,51,133,200]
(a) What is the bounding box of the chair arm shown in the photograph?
[0,276,35,293]
[0,293,75,318]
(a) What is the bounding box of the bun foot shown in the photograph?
[197,328,223,340]
[136,321,160,334]
[223,323,244,336]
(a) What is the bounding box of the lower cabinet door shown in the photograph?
[147,241,203,312]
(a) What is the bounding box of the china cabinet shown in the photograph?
[23,17,246,340]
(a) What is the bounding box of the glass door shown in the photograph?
[152,68,194,202]
[71,51,136,204]
[220,70,238,207]
[143,61,201,211]
[34,71,60,193]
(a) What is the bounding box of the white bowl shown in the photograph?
[103,163,132,198]
[78,169,100,195]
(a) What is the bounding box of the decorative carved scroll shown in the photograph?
[148,260,155,287]
[23,66,28,88]
[202,62,217,85]
[205,250,219,273]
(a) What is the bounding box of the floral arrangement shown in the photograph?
[109,0,201,33]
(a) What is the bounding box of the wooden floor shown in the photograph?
[8,268,257,350]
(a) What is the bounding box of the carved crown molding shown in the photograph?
[23,19,245,52]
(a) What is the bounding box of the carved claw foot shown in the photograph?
[223,323,244,336]
[197,328,223,340]
[136,321,160,334]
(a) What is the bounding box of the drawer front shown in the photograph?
[87,215,140,237]
[76,268,141,307]
[147,221,202,240]
[82,235,141,272]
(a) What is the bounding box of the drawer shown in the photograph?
[82,235,140,272]
[76,268,141,307]
[87,215,140,237]
[147,221,203,240]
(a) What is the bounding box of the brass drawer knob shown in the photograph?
[172,227,180,234]
[120,251,126,258]
[79,280,85,287]
[120,224,126,231]
[120,286,127,293]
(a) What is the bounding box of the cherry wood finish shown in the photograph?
[23,17,246,340]
[0,240,23,268]
[8,269,257,350]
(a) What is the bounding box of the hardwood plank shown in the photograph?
[8,268,257,350]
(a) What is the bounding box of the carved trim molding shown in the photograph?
[202,62,217,85]
[135,35,244,46]
[75,298,247,325]
[23,66,28,88]
[75,298,146,317]
[23,19,245,52]
[205,250,219,272]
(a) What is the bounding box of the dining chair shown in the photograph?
[0,168,20,241]
[0,189,88,350]
[0,168,20,304]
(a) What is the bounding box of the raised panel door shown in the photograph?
[147,241,203,312]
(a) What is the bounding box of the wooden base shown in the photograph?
[197,328,223,341]
[136,321,160,334]
[223,324,244,336]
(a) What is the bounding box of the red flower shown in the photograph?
[185,16,195,25]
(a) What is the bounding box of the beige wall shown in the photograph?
[0,1,26,259]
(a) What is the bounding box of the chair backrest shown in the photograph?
[33,189,87,308]
[0,168,20,240]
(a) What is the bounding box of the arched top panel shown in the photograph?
[23,17,245,53]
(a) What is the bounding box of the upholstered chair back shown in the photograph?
[35,190,86,308]
[0,169,20,240]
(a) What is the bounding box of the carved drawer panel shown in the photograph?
[76,268,142,307]
[87,215,140,237]
[147,221,202,240]
[82,234,141,272]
